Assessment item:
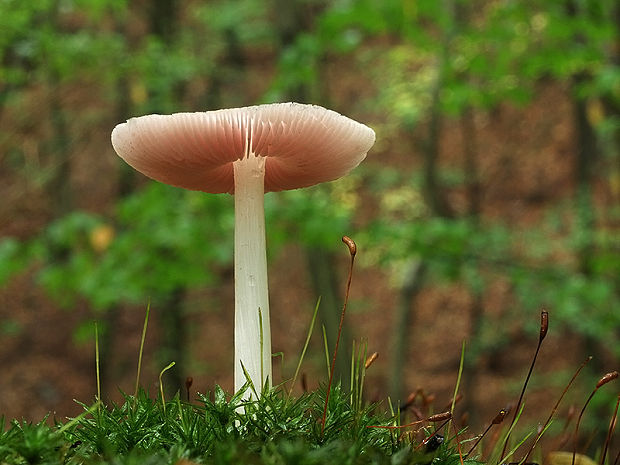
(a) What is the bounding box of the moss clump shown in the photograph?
[0,384,472,465]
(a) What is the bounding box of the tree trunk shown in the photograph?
[149,0,178,42]
[159,287,187,395]
[388,261,426,401]
[462,107,482,218]
[44,2,73,217]
[271,0,352,386]
[46,85,72,217]
[306,248,352,389]
[97,305,120,401]
[201,26,246,111]
[459,106,486,423]
[390,0,456,403]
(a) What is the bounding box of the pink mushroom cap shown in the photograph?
[111,103,376,194]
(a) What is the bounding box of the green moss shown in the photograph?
[0,385,474,465]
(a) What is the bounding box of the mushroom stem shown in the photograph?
[233,153,272,395]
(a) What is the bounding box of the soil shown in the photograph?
[0,81,616,451]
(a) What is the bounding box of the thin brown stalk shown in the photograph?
[523,356,592,462]
[415,418,451,451]
[465,409,507,459]
[572,371,618,465]
[321,236,356,436]
[452,418,464,465]
[367,411,451,430]
[600,394,619,465]
[501,309,548,458]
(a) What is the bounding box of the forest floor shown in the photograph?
[0,82,614,444]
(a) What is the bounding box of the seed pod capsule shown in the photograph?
[539,310,549,341]
[342,236,357,256]
[596,371,618,389]
[427,411,452,422]
[492,409,507,424]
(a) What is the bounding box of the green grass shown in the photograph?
[0,383,475,465]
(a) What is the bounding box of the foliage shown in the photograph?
[341,0,620,361]
[0,238,33,286]
[0,0,619,441]
[0,176,361,311]
[25,183,234,311]
[267,176,361,251]
[363,176,620,357]
[0,0,127,89]
[1,0,617,333]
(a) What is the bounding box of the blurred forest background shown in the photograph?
[0,0,619,441]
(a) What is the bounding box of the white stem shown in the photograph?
[233,153,272,395]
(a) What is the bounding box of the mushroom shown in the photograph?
[111,103,375,395]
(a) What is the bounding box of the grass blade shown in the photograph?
[134,300,151,400]
[287,297,320,399]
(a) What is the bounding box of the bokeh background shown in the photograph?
[1,0,618,449]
